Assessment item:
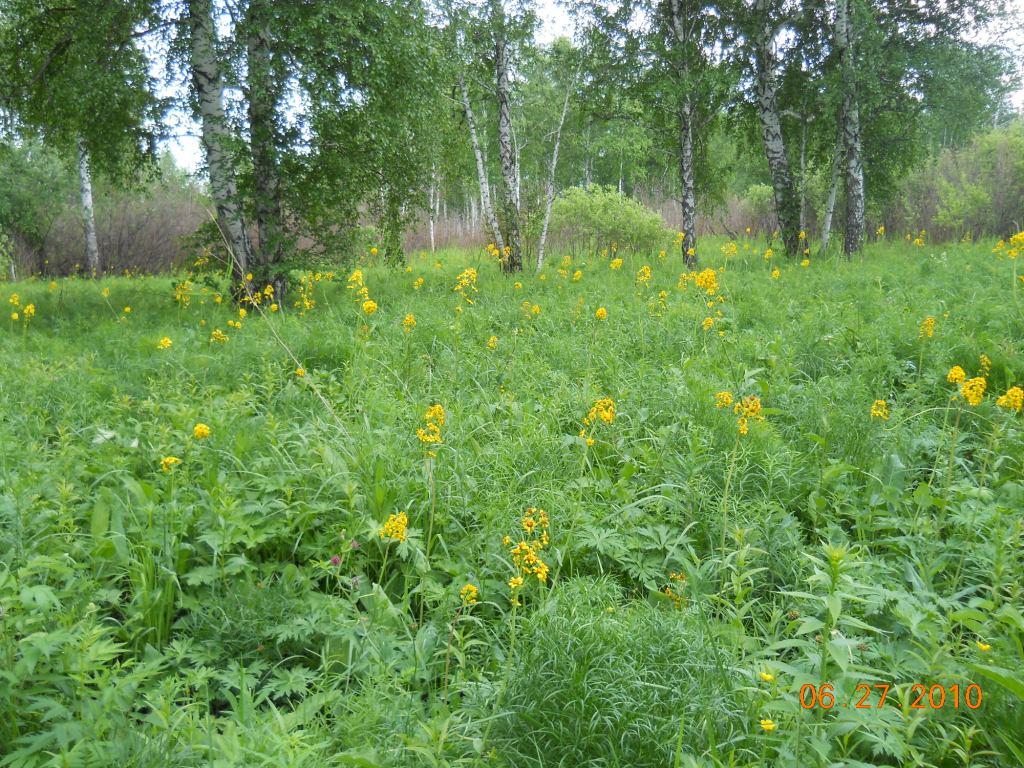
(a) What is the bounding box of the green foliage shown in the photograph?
[548,185,671,256]
[2,238,1024,766]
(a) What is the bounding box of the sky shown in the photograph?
[164,0,1023,173]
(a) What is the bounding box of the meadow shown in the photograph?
[1,237,1023,767]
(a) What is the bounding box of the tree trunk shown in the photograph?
[459,74,504,255]
[246,0,285,267]
[836,0,864,256]
[77,136,100,276]
[818,129,844,256]
[678,102,698,270]
[537,76,573,270]
[188,0,253,280]
[799,110,808,233]
[428,166,437,254]
[753,1,800,257]
[669,0,698,270]
[494,14,522,272]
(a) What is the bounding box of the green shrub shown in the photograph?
[548,185,671,257]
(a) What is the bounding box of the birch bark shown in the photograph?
[246,0,285,267]
[77,136,100,275]
[459,74,504,255]
[669,0,699,269]
[494,26,522,271]
[537,76,573,269]
[752,0,800,256]
[836,0,864,255]
[188,0,253,279]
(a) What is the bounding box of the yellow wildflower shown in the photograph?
[595,307,608,321]
[995,386,1023,412]
[459,583,479,606]
[193,423,211,439]
[870,400,890,420]
[960,377,986,406]
[919,316,935,339]
[380,511,408,542]
[160,456,181,473]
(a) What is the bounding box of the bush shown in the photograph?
[548,185,671,257]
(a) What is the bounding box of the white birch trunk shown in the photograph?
[493,15,522,271]
[836,0,864,255]
[428,166,437,254]
[188,0,253,279]
[818,126,844,256]
[753,0,800,257]
[537,76,573,270]
[77,137,100,276]
[669,0,698,269]
[459,74,504,254]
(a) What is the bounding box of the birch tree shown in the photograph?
[490,0,524,272]
[0,0,159,276]
[186,0,254,279]
[583,0,730,268]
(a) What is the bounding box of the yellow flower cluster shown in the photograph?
[691,268,719,296]
[160,456,181,473]
[996,386,1023,412]
[663,571,686,609]
[579,397,615,447]
[770,267,781,280]
[505,507,551,593]
[413,276,424,290]
[459,583,478,606]
[403,313,416,332]
[595,306,607,321]
[960,377,986,406]
[947,365,966,384]
[609,258,623,270]
[454,267,478,304]
[158,336,173,350]
[416,403,445,445]
[174,279,193,308]
[720,241,738,257]
[209,328,229,343]
[380,511,408,542]
[870,399,890,420]
[702,317,714,331]
[919,316,935,339]
[193,423,211,439]
[635,265,651,287]
[486,335,498,350]
[717,392,764,435]
[520,299,541,318]
[240,282,277,308]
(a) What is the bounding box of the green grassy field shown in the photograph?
[2,238,1023,767]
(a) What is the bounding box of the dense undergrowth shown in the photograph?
[1,237,1023,767]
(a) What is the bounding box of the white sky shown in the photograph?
[164,0,1023,172]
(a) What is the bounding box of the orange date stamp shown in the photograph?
[800,683,983,710]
